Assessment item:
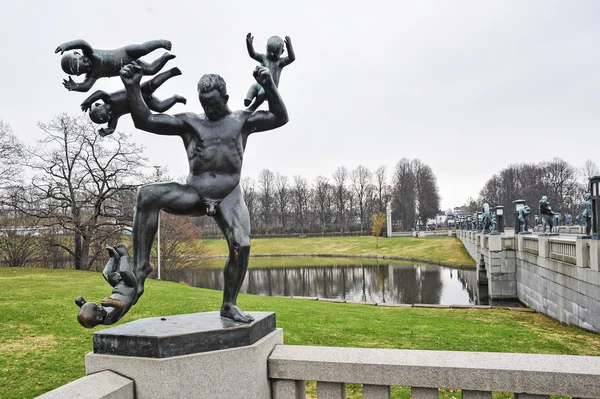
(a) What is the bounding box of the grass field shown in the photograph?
[200,236,475,267]
[2,268,599,398]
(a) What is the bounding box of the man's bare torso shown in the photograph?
[176,110,252,200]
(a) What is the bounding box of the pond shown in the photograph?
[166,257,489,306]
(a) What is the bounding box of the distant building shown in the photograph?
[435,211,447,227]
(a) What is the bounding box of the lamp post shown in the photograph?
[495,205,504,233]
[591,175,600,240]
[513,199,525,234]
[153,165,162,280]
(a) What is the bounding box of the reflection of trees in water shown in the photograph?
[179,263,477,305]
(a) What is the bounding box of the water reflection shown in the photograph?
[172,261,485,305]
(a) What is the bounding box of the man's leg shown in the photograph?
[213,185,254,323]
[125,40,172,58]
[133,182,203,302]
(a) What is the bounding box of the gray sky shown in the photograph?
[1,1,598,210]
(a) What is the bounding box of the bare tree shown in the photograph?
[332,166,349,231]
[274,173,290,230]
[291,175,310,232]
[374,165,390,213]
[257,169,275,230]
[152,213,209,281]
[392,158,416,230]
[241,177,257,229]
[350,165,373,230]
[581,159,600,186]
[314,176,333,230]
[0,121,24,186]
[412,159,440,228]
[7,114,146,270]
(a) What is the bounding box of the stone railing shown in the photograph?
[549,238,577,265]
[268,345,600,398]
[522,236,539,255]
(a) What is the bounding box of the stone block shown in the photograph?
[87,328,283,399]
[576,238,591,268]
[501,259,516,273]
[268,345,600,396]
[35,371,134,399]
[488,234,502,252]
[590,240,600,272]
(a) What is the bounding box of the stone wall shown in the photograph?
[457,231,600,333]
[516,239,600,332]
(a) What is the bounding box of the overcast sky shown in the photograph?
[1,1,598,210]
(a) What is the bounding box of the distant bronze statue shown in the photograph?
[56,39,174,92]
[118,61,289,323]
[244,33,295,110]
[81,67,186,136]
[582,193,592,235]
[481,203,492,234]
[539,195,555,233]
[518,205,531,233]
[75,245,137,328]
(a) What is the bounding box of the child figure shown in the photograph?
[81,67,187,136]
[75,244,137,328]
[244,33,295,110]
[56,39,175,92]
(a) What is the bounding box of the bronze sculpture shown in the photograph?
[539,195,555,233]
[244,33,295,110]
[119,62,288,323]
[56,39,174,92]
[582,193,592,236]
[81,67,186,136]
[75,245,137,327]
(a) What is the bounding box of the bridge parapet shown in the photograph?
[456,230,600,332]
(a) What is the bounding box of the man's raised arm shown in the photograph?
[120,63,186,136]
[244,67,289,134]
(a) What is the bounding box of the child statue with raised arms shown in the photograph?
[244,33,295,110]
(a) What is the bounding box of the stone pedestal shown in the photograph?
[86,312,281,399]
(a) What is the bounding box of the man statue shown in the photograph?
[481,203,492,234]
[539,195,555,233]
[119,62,289,323]
[582,193,592,236]
[518,205,531,233]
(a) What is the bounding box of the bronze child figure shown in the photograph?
[81,67,186,136]
[75,244,137,328]
[56,39,175,92]
[244,33,295,110]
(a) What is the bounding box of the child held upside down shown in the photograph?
[75,244,137,328]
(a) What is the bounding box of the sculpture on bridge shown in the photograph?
[539,196,555,233]
[565,213,573,226]
[582,193,592,236]
[518,205,531,233]
[481,203,493,234]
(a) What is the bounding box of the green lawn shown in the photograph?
[2,268,599,398]
[200,236,475,267]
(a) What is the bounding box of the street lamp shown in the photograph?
[513,199,526,234]
[591,175,600,240]
[154,165,162,280]
[495,205,504,233]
